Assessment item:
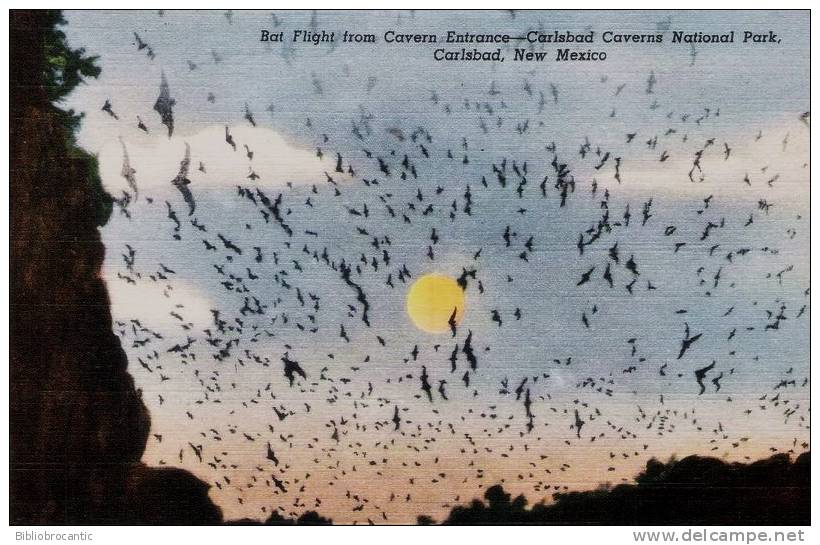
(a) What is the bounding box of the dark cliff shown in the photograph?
[9,10,222,524]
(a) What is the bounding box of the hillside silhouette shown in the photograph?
[424,452,809,525]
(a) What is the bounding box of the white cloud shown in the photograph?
[588,119,809,204]
[97,124,332,197]
[103,266,216,335]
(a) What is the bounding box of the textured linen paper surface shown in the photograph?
[9,9,809,526]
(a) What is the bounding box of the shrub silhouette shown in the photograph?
[437,452,809,525]
[255,510,333,525]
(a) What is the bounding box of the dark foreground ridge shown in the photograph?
[229,452,809,525]
[10,10,221,524]
[423,452,810,525]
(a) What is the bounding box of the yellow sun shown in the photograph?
[406,273,466,334]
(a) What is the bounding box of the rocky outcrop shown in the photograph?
[9,10,221,525]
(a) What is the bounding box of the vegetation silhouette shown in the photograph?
[228,452,808,525]
[229,511,333,525]
[427,452,809,525]
[38,10,112,226]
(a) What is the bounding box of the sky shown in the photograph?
[61,10,809,523]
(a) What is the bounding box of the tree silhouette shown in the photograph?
[42,10,101,126]
[261,510,333,525]
[437,453,809,525]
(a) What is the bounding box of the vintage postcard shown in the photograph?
[8,8,810,531]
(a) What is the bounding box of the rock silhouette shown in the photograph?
[9,9,221,524]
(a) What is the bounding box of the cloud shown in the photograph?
[97,125,332,198]
[590,118,809,204]
[103,265,216,334]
